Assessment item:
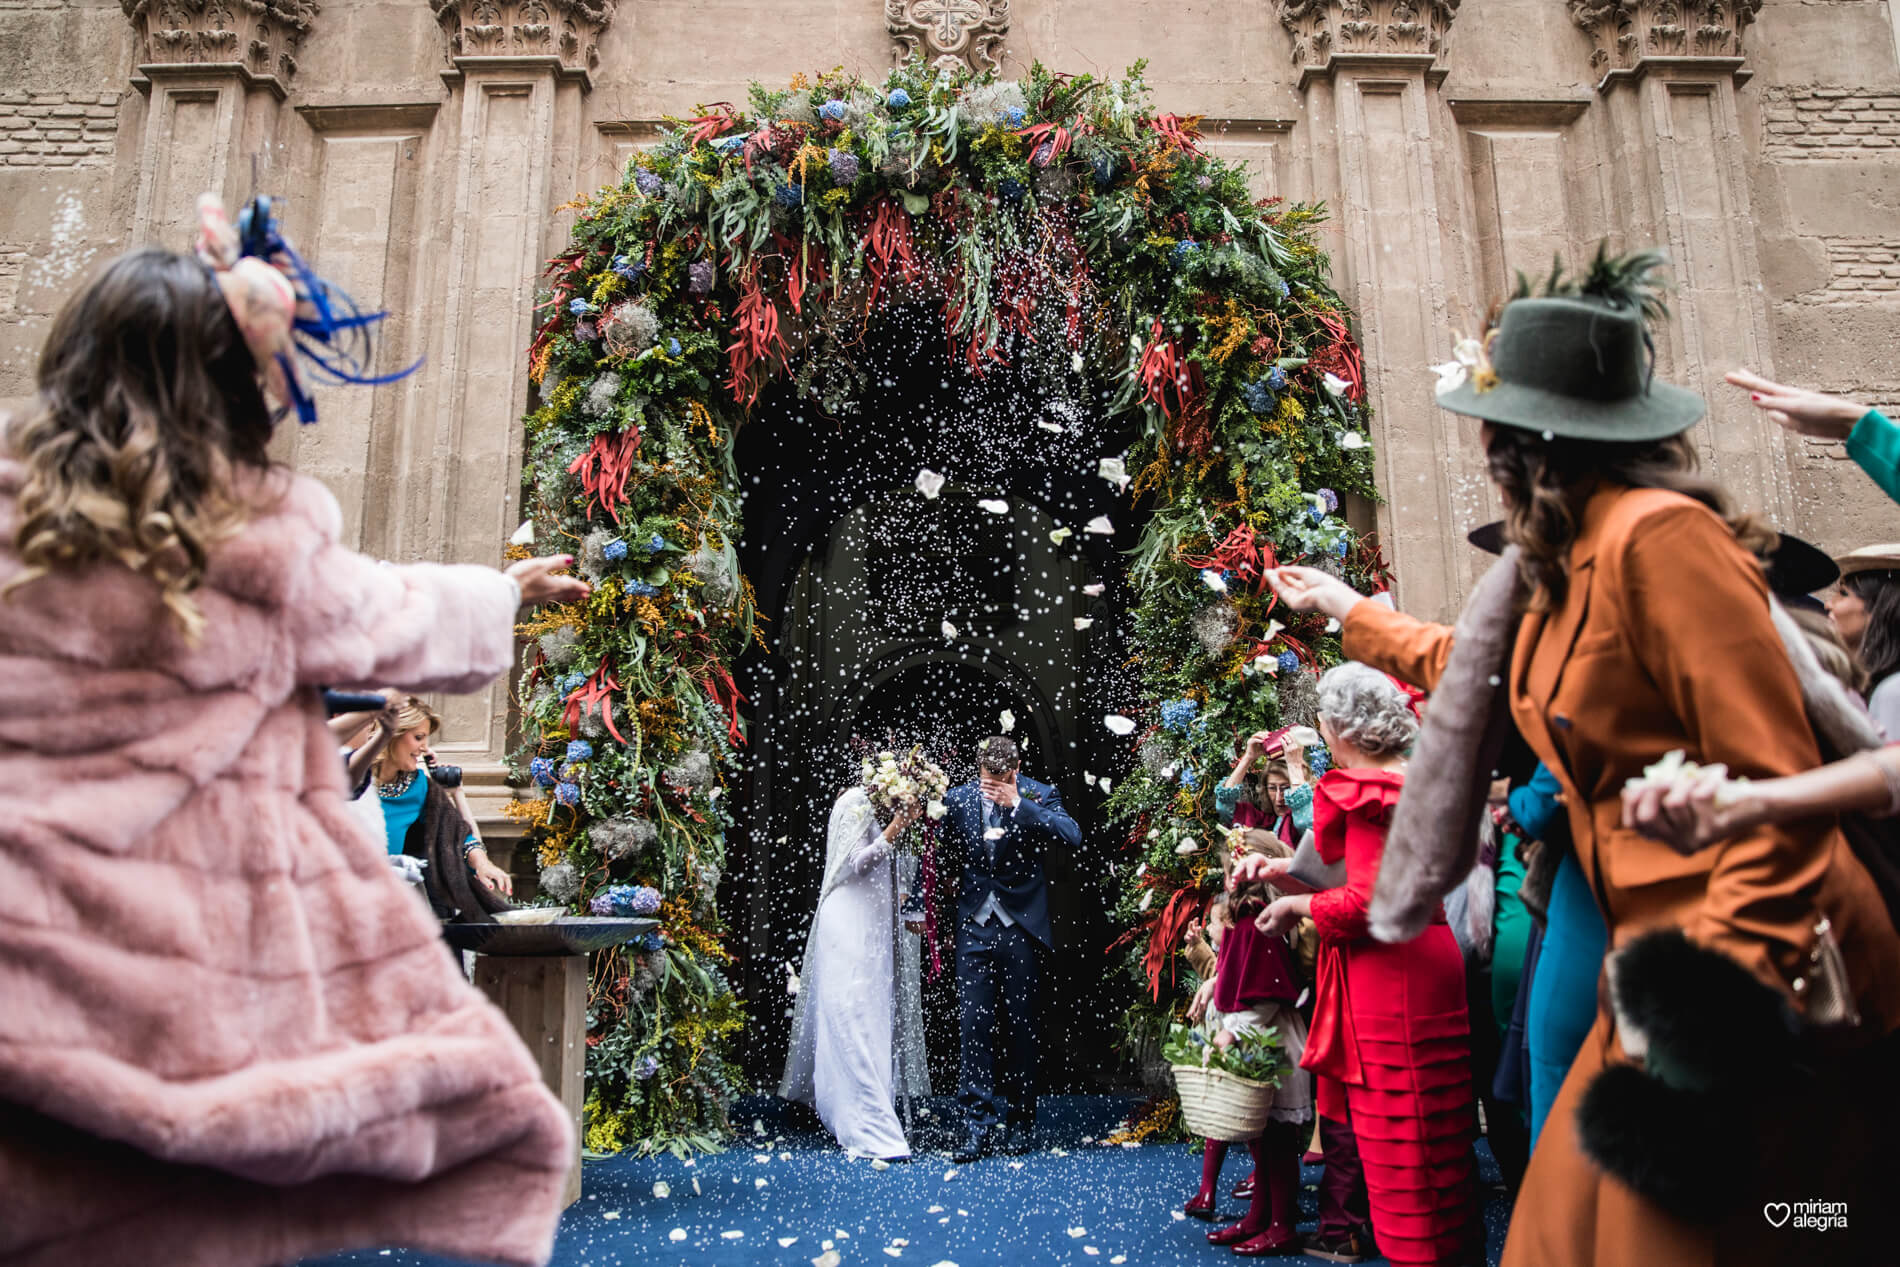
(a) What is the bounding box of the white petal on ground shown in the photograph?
[1084,515,1115,534]
[941,621,958,639]
[944,1168,959,1180]
[978,498,1010,514]
[509,520,535,545]
[779,1238,799,1248]
[1074,617,1093,630]
[999,709,1015,732]
[670,1229,688,1242]
[814,1253,842,1267]
[1068,1227,1087,1238]
[721,1230,745,1240]
[871,1159,890,1170]
[1104,714,1136,735]
[916,469,946,499]
[602,1211,620,1220]
[652,1182,670,1198]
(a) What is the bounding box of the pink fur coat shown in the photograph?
[0,459,572,1266]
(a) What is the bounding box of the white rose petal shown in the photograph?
[978,498,1010,514]
[602,1210,620,1220]
[754,1153,772,1163]
[1175,839,1200,855]
[1099,778,1111,793]
[941,621,959,640]
[670,1228,688,1242]
[1085,1249,1100,1257]
[1075,617,1094,630]
[756,1177,770,1187]
[1113,1258,1129,1264]
[509,519,536,546]
[1083,772,1097,786]
[1104,714,1136,735]
[653,1182,670,1198]
[692,1177,701,1194]
[884,1250,903,1259]
[779,1238,800,1248]
[1083,582,1105,596]
[1453,336,1486,367]
[1097,457,1131,489]
[943,1168,959,1180]
[1084,515,1115,535]
[1138,889,1154,912]
[1049,527,1073,545]
[1337,431,1369,450]
[916,469,946,499]
[1068,1227,1088,1238]
[1038,419,1065,433]
[1201,568,1227,593]
[1323,372,1351,395]
[722,1230,745,1240]
[1072,351,1086,373]
[1172,1210,1187,1221]
[814,1253,842,1267]
[1326,616,1342,632]
[871,1159,890,1170]
[984,826,1007,840]
[1000,709,1015,732]
[927,799,947,820]
[1431,361,1468,395]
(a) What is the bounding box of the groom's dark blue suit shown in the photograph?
[939,775,1079,1133]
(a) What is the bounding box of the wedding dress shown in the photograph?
[779,787,930,1158]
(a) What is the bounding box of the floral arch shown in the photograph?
[506,59,1390,1155]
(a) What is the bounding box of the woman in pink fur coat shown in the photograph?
[0,246,588,1266]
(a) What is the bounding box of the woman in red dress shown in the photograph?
[1244,663,1476,1265]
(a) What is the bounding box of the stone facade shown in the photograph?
[3,0,1899,843]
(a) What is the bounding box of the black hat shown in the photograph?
[1467,521,1506,556]
[1764,533,1838,601]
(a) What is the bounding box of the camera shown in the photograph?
[422,752,463,788]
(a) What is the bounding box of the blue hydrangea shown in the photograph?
[1003,106,1027,128]
[1309,504,1328,525]
[1158,698,1199,732]
[775,182,804,208]
[602,538,629,563]
[1179,766,1199,791]
[1241,379,1277,414]
[648,534,666,553]
[634,171,663,196]
[1277,651,1301,675]
[641,931,665,951]
[828,149,860,185]
[1278,279,1291,300]
[588,887,623,916]
[627,580,660,597]
[566,739,594,763]
[1318,488,1340,513]
[568,298,592,316]
[1266,366,1289,391]
[1336,537,1351,558]
[1172,240,1197,265]
[529,757,556,786]
[634,1054,661,1080]
[714,134,746,154]
[819,98,847,122]
[612,253,645,280]
[667,337,681,356]
[559,672,585,696]
[1308,746,1333,776]
[998,178,1026,204]
[888,88,911,109]
[1092,153,1115,187]
[629,885,663,916]
[554,780,581,806]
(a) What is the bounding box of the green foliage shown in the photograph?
[520,57,1384,1155]
[1163,1022,1290,1086]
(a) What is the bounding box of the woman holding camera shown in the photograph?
[366,695,514,904]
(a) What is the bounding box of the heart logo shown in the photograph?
[1764,1203,1792,1228]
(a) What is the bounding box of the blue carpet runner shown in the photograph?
[300,1095,1510,1267]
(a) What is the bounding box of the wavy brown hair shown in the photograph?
[1486,427,1770,611]
[3,248,279,638]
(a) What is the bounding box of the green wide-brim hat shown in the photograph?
[1436,296,1705,442]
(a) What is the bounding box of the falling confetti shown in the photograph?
[977,498,1010,514]
[1074,617,1093,630]
[1104,715,1136,735]
[1084,515,1115,534]
[602,1211,620,1220]
[652,1181,670,1198]
[941,620,959,639]
[915,468,946,499]
[999,709,1015,732]
[779,1237,800,1248]
[1068,1227,1087,1238]
[1049,527,1073,545]
[669,1229,688,1242]
[509,519,535,545]
[1083,582,1105,596]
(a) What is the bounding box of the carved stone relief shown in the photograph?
[886,0,1010,73]
[1274,0,1461,70]
[121,0,319,84]
[1567,0,1764,75]
[431,0,613,74]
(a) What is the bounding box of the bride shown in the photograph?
[779,783,931,1159]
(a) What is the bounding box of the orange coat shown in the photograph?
[1344,483,1900,1266]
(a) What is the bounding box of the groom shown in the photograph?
[934,736,1079,1162]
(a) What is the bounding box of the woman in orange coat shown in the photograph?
[1247,664,1477,1265]
[1262,254,1900,1266]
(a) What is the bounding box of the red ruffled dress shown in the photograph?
[1301,767,1475,1266]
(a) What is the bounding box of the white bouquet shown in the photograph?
[861,745,951,853]
[1622,748,1745,807]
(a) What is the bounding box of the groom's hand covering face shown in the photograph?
[979,768,1020,808]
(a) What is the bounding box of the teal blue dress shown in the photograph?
[1848,408,1900,504]
[376,766,430,856]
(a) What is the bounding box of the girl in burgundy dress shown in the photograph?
[1242,664,1476,1265]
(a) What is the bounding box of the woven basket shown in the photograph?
[1171,1061,1280,1142]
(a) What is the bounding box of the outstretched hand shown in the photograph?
[506,555,591,607]
[1726,369,1867,443]
[1264,566,1366,623]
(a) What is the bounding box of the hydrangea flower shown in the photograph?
[828,149,860,185]
[1309,504,1328,525]
[540,860,581,903]
[1004,106,1026,127]
[714,134,746,153]
[775,182,804,208]
[567,297,592,316]
[634,1054,661,1080]
[566,739,595,763]
[1092,153,1115,187]
[687,260,714,295]
[1309,746,1333,776]
[888,88,911,109]
[1277,651,1301,675]
[998,178,1026,204]
[634,171,663,196]
[819,98,847,122]
[554,780,581,806]
[1172,239,1197,265]
[1278,279,1292,300]
[1336,537,1351,558]
[1032,141,1055,167]
[602,537,628,563]
[1179,765,1199,790]
[667,337,681,356]
[611,253,646,280]
[648,534,666,553]
[1319,488,1340,513]
[641,931,665,951]
[575,318,597,340]
[528,757,556,786]
[559,672,586,695]
[631,886,664,915]
[1158,698,1199,732]
[627,580,660,597]
[1266,365,1289,392]
[1241,379,1277,414]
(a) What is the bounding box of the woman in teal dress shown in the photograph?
[362,697,514,897]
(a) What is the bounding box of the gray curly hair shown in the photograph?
[1316,662,1417,758]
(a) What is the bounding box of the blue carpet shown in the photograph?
[300,1096,1510,1267]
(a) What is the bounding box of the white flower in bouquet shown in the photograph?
[927,799,947,820]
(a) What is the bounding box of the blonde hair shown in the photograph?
[375,696,442,778]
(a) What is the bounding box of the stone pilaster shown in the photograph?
[121,0,318,245]
[1277,0,1469,619]
[431,0,612,88]
[886,0,1011,74]
[1569,0,1790,521]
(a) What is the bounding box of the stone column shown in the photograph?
[121,0,317,245]
[1569,0,1790,521]
[1275,0,1470,620]
[423,0,611,833]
